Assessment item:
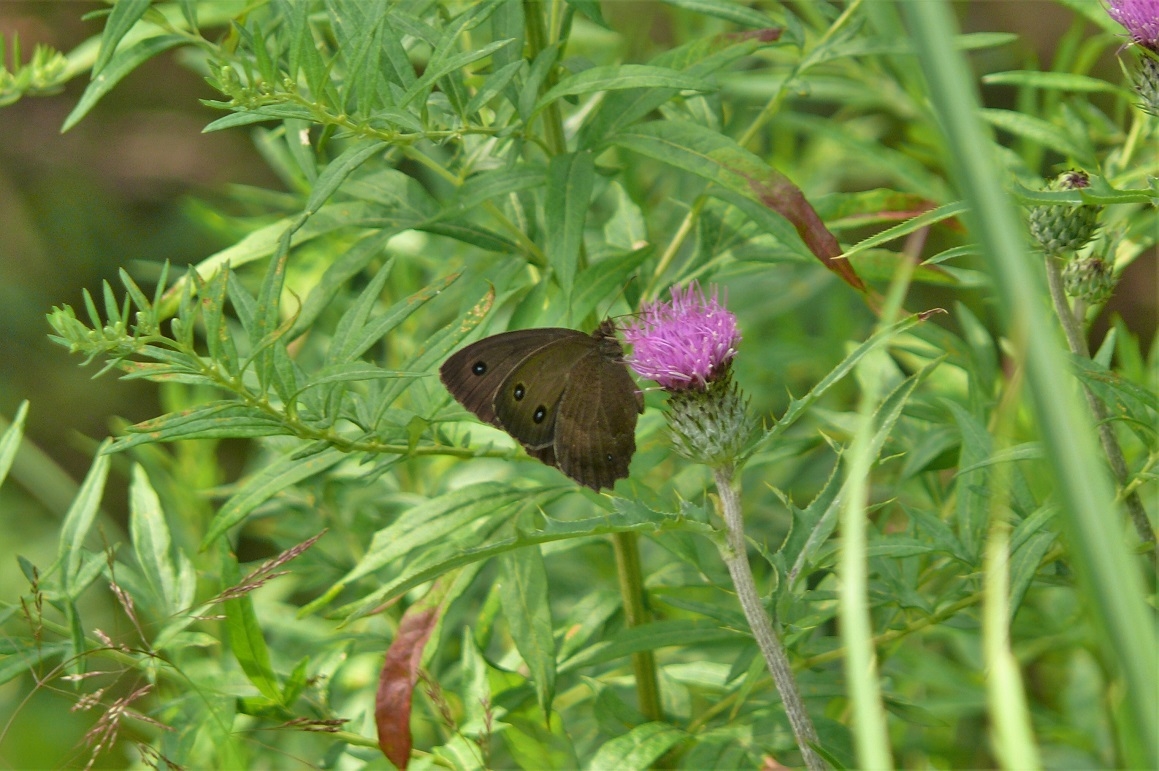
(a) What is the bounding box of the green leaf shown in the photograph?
[332,272,460,365]
[500,547,557,718]
[982,70,1132,96]
[464,59,524,117]
[709,186,813,261]
[603,181,648,251]
[579,30,781,148]
[58,443,111,594]
[980,108,1095,167]
[534,64,715,116]
[503,710,579,770]
[787,359,940,582]
[92,0,153,77]
[1008,531,1055,619]
[660,0,777,28]
[129,465,178,613]
[519,42,561,120]
[840,201,969,260]
[560,619,741,673]
[112,402,290,453]
[399,37,515,108]
[338,482,544,587]
[570,246,653,324]
[288,231,394,341]
[303,140,389,217]
[565,0,610,29]
[589,722,687,771]
[745,315,923,461]
[0,641,71,687]
[321,504,711,622]
[65,35,185,132]
[544,151,594,300]
[196,264,238,377]
[202,448,346,547]
[0,400,29,490]
[947,401,994,560]
[222,548,283,703]
[453,164,546,212]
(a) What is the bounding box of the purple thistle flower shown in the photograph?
[623,282,741,391]
[1107,0,1159,50]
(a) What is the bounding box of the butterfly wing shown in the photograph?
[492,332,598,450]
[439,328,579,426]
[553,354,642,490]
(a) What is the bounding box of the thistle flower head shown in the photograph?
[624,283,747,467]
[1107,0,1159,50]
[623,282,741,391]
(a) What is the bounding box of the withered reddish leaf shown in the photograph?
[376,582,450,769]
[748,176,868,293]
[610,120,868,295]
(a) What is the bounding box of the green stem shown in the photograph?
[713,465,826,771]
[523,0,566,156]
[611,531,663,722]
[1044,256,1157,564]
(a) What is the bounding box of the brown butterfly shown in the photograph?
[439,320,643,490]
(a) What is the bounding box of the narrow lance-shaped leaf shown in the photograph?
[65,35,186,132]
[0,400,29,490]
[545,151,594,302]
[91,0,152,76]
[533,64,716,116]
[377,577,453,769]
[202,448,347,548]
[129,465,179,613]
[500,546,557,718]
[589,722,687,771]
[221,545,283,704]
[59,442,112,594]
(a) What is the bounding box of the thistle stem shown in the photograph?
[712,465,826,771]
[611,531,663,722]
[1044,256,1157,564]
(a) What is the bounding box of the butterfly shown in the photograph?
[440,320,643,490]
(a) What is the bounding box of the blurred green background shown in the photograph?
[0,1,1154,766]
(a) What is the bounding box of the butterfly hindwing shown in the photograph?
[553,353,642,490]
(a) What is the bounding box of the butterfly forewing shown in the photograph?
[439,329,579,426]
[493,333,600,450]
[554,354,642,490]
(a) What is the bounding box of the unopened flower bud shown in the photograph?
[1028,171,1101,256]
[1062,256,1116,304]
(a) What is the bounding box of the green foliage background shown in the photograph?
[0,0,1155,768]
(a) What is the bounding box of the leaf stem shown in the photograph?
[712,465,826,771]
[1043,255,1157,564]
[610,531,663,722]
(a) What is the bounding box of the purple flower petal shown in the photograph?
[1108,0,1159,49]
[624,282,741,391]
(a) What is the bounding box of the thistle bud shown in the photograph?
[1028,171,1101,256]
[1062,256,1116,305]
[1132,54,1159,116]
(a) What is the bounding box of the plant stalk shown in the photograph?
[713,465,826,771]
[611,531,663,722]
[1044,256,1157,564]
